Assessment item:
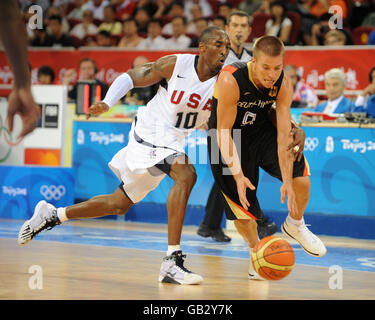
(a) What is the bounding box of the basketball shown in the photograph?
[251,236,295,280]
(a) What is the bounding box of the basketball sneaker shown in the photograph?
[159,250,203,285]
[281,218,326,257]
[18,200,61,246]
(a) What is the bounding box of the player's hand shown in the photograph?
[6,88,40,139]
[86,102,109,120]
[288,126,305,162]
[280,182,298,217]
[234,175,256,211]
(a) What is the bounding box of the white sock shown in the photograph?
[287,214,304,226]
[57,207,68,223]
[167,245,181,256]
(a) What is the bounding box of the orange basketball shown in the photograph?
[251,236,295,280]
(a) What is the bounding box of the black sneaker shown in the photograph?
[257,216,277,239]
[211,229,231,242]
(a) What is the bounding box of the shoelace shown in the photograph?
[33,210,61,236]
[165,252,192,274]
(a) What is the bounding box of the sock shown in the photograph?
[287,214,304,226]
[57,207,68,223]
[167,245,181,256]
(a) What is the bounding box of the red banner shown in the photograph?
[1,47,374,93]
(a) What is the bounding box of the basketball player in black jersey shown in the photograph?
[207,35,326,279]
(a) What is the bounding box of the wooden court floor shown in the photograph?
[1,219,375,300]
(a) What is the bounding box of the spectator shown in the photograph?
[161,1,186,36]
[134,7,151,34]
[118,18,143,48]
[218,2,234,19]
[265,1,292,44]
[153,0,174,19]
[324,29,347,46]
[48,15,75,47]
[184,0,213,20]
[165,16,191,49]
[30,25,54,47]
[189,17,209,47]
[354,67,375,118]
[186,4,204,35]
[137,18,167,50]
[315,68,354,114]
[62,58,109,101]
[134,0,159,17]
[124,56,158,106]
[284,64,319,108]
[89,29,113,46]
[212,15,226,30]
[46,6,71,35]
[70,9,98,40]
[37,65,56,85]
[20,0,50,16]
[67,0,87,20]
[112,0,137,20]
[83,0,110,20]
[98,5,123,35]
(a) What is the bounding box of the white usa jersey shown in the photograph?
[135,54,216,146]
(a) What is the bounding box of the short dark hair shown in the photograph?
[38,65,55,82]
[48,14,62,24]
[253,35,285,59]
[97,30,111,38]
[171,16,187,25]
[79,58,98,73]
[148,18,162,27]
[227,10,250,26]
[198,26,226,44]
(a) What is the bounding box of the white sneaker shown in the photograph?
[159,251,203,285]
[248,260,265,281]
[282,219,326,257]
[18,200,61,246]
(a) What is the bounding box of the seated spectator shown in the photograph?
[265,1,292,44]
[67,0,86,20]
[212,15,226,30]
[284,64,319,108]
[70,9,98,40]
[189,17,209,47]
[137,18,167,50]
[184,0,212,20]
[354,67,375,118]
[153,0,174,19]
[30,25,54,47]
[161,1,186,36]
[118,18,143,48]
[82,0,110,20]
[98,5,123,35]
[113,0,137,20]
[315,68,354,114]
[134,0,159,17]
[186,4,204,35]
[37,66,56,85]
[324,29,347,46]
[218,2,234,19]
[134,7,151,34]
[62,58,109,101]
[124,56,158,106]
[165,16,191,50]
[297,0,347,20]
[46,6,71,35]
[87,30,113,46]
[48,15,75,47]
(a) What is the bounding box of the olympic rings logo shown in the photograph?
[40,185,66,201]
[0,114,23,163]
[304,137,319,151]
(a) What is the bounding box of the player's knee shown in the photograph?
[174,165,197,190]
[109,189,134,215]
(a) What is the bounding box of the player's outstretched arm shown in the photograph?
[87,55,177,118]
[275,76,298,216]
[216,71,255,210]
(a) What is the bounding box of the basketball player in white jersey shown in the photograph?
[18,26,230,285]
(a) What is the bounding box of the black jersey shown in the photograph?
[208,61,284,139]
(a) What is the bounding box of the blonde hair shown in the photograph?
[253,35,285,59]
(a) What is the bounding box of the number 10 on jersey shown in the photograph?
[175,112,198,129]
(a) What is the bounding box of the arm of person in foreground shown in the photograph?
[0,0,39,138]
